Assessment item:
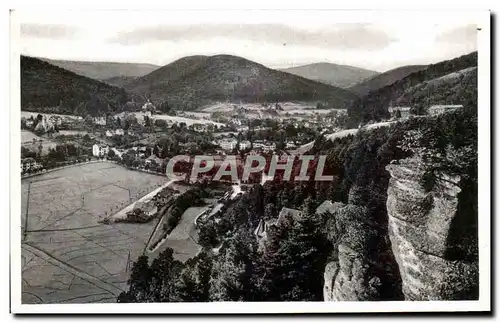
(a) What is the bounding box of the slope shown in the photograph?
[349,65,427,96]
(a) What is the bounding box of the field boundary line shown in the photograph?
[22,243,124,296]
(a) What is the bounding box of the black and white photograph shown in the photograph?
[9,9,491,314]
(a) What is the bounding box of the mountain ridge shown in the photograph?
[39,58,160,80]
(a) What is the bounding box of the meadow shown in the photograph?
[21,162,170,304]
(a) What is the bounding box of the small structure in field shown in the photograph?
[388,106,412,119]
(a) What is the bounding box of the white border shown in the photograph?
[9,9,491,314]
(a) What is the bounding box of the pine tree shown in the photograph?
[118,255,152,302]
[148,248,184,302]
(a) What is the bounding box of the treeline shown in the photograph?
[347,51,478,125]
[21,56,137,116]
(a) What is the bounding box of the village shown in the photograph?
[20,96,463,178]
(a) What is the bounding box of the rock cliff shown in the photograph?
[385,156,478,300]
[323,203,399,301]
[323,155,478,302]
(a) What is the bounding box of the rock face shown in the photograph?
[322,203,385,301]
[386,156,478,300]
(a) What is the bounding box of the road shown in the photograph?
[109,179,177,221]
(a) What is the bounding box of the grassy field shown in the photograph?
[147,204,207,263]
[21,162,170,304]
[21,131,58,156]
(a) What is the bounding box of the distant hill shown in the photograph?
[103,75,137,88]
[279,63,379,88]
[349,65,428,96]
[347,52,478,125]
[40,58,160,80]
[21,56,134,116]
[124,55,359,110]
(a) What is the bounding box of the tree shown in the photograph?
[107,149,116,159]
[198,221,219,248]
[84,114,93,126]
[144,116,151,128]
[148,248,184,302]
[209,233,258,301]
[118,255,153,302]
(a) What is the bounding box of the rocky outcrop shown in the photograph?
[386,156,478,300]
[322,203,385,301]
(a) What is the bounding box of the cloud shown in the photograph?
[435,24,478,45]
[21,23,79,39]
[110,23,393,51]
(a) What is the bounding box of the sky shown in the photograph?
[15,10,479,72]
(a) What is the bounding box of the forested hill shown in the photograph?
[348,65,427,96]
[124,54,359,110]
[21,56,134,116]
[347,51,478,125]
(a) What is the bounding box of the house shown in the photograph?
[137,146,148,158]
[49,115,63,126]
[111,148,123,158]
[145,155,164,168]
[388,106,412,119]
[34,116,54,133]
[237,126,250,132]
[142,100,156,113]
[253,141,276,152]
[115,129,125,136]
[105,130,113,137]
[21,157,42,173]
[264,143,276,152]
[92,144,109,157]
[93,116,107,126]
[239,140,251,150]
[192,123,205,132]
[219,138,238,151]
[427,105,463,116]
[231,119,242,126]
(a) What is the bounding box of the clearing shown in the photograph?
[21,162,171,304]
